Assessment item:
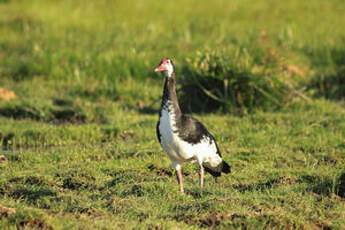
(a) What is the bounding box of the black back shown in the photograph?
[176,115,222,157]
[176,115,213,144]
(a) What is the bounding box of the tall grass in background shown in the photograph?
[0,0,344,114]
[179,45,294,113]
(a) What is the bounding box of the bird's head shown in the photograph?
[154,58,175,78]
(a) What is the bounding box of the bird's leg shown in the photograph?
[176,168,184,194]
[199,165,204,188]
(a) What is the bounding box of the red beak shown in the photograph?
[154,65,166,72]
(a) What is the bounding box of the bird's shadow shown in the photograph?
[185,188,213,199]
[231,176,298,193]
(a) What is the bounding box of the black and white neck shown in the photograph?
[155,58,181,119]
[161,71,181,117]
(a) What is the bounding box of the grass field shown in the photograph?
[0,0,345,229]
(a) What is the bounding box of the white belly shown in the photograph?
[159,109,195,162]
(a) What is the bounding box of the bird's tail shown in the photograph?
[203,160,231,178]
[221,160,231,174]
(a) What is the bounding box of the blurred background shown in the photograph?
[1,0,345,116]
[0,0,344,143]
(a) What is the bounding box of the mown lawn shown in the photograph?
[0,0,345,229]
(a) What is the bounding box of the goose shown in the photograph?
[155,58,231,194]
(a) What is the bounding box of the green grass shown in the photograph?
[1,0,345,229]
[1,100,345,229]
